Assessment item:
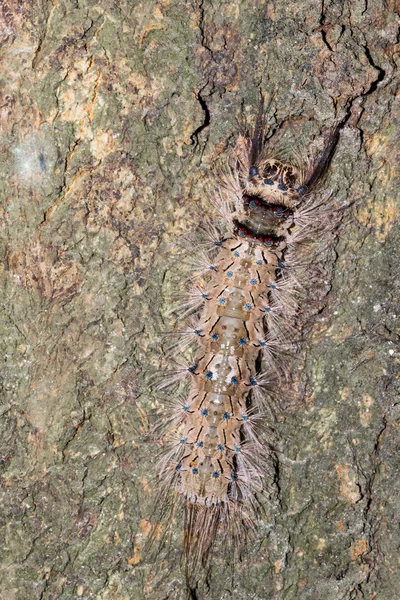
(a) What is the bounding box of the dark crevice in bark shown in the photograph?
[198,0,212,55]
[362,45,386,94]
[191,0,213,149]
[190,88,211,147]
[188,585,199,600]
[319,0,334,52]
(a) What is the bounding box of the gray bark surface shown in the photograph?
[0,1,399,599]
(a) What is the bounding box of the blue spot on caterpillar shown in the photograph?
[150,101,344,592]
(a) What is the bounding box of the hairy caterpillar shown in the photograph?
[150,103,344,593]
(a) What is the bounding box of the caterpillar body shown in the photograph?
[152,109,342,591]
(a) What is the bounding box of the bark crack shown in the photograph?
[190,86,211,148]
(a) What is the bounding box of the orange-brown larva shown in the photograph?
[152,106,344,590]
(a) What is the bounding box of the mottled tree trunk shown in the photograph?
[1,1,399,599]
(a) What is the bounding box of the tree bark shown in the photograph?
[1,1,399,599]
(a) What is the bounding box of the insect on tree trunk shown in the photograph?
[0,1,399,600]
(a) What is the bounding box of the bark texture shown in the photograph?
[0,1,399,599]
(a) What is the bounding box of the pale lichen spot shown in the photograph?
[360,393,374,427]
[138,476,152,496]
[336,464,362,505]
[316,538,326,551]
[350,538,368,560]
[13,131,57,190]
